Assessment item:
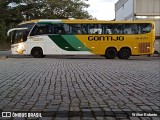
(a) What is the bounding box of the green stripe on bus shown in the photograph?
[62,35,90,51]
[48,35,79,51]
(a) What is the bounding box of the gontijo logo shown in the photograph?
[88,36,124,41]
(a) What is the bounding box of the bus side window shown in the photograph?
[57,27,65,34]
[63,24,70,34]
[113,28,119,34]
[54,25,66,34]
[142,24,151,33]
[103,24,113,34]
[106,29,112,34]
[30,24,54,36]
[37,27,45,35]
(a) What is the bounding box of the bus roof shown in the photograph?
[18,19,155,25]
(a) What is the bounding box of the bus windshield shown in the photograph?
[17,23,35,30]
[11,29,28,44]
[8,23,35,44]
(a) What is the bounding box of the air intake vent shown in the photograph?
[139,43,150,53]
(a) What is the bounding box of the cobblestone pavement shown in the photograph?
[0,56,160,120]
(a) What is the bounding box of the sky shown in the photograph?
[86,0,119,20]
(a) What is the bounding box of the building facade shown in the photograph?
[115,0,160,38]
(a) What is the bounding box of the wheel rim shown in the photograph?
[105,49,117,59]
[122,51,128,57]
[120,49,130,59]
[35,50,40,56]
[109,51,116,56]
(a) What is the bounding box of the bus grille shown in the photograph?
[139,43,150,53]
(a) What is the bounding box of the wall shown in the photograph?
[115,0,134,20]
[136,0,160,15]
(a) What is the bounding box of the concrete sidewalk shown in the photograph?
[0,51,11,58]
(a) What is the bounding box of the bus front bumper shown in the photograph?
[11,43,26,55]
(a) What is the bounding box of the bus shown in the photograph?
[7,19,155,59]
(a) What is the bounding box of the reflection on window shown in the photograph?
[89,24,102,34]
[30,24,54,36]
[101,23,152,34]
[70,24,88,34]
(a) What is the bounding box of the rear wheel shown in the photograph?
[31,48,44,58]
[105,48,117,59]
[118,49,131,59]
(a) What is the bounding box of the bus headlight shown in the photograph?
[17,43,25,54]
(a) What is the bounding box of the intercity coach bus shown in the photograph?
[7,19,155,59]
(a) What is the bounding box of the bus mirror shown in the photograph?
[7,28,28,36]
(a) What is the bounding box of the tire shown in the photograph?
[154,51,158,54]
[31,48,44,58]
[118,49,131,59]
[105,48,117,59]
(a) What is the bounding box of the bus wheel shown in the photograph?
[118,48,131,59]
[105,48,117,59]
[31,47,44,58]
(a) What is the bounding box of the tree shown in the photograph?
[0,0,92,48]
[0,0,24,45]
[18,0,92,20]
[0,20,6,43]
[1,0,92,22]
[42,0,91,19]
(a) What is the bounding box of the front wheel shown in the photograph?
[31,48,44,58]
[118,49,131,59]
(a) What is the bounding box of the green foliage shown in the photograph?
[0,0,92,47]
[0,20,6,42]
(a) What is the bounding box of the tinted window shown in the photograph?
[17,23,35,31]
[101,23,152,35]
[17,23,35,37]
[30,23,70,36]
[88,24,102,34]
[12,30,28,44]
[69,24,87,34]
[30,23,55,36]
[29,23,152,36]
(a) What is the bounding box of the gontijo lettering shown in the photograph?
[88,36,124,41]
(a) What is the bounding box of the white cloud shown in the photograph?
[86,0,119,20]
